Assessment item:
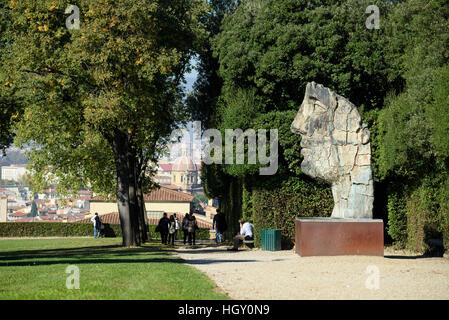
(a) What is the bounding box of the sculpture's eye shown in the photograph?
[314,102,327,113]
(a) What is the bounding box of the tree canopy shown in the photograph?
[2,0,207,246]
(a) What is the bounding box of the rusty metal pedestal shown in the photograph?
[295,217,384,257]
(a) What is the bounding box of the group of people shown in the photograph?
[93,209,255,251]
[156,212,199,246]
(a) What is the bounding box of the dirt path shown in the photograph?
[175,244,449,300]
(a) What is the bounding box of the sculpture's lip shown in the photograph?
[300,148,310,157]
[291,126,304,135]
[300,137,312,149]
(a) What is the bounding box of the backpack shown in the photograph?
[182,217,189,231]
[168,221,176,234]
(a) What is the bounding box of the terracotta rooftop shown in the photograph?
[159,164,173,172]
[76,212,120,224]
[9,211,29,217]
[90,186,194,202]
[77,212,212,229]
[12,218,36,222]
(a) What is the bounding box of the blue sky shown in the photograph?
[183,56,199,92]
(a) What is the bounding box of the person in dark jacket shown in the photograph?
[90,213,102,239]
[187,213,198,246]
[213,209,227,244]
[182,214,189,245]
[157,212,170,245]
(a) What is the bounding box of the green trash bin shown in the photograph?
[261,229,281,251]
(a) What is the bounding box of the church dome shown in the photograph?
[172,156,197,171]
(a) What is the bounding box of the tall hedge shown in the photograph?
[386,177,449,254]
[252,177,333,249]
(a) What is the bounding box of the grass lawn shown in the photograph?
[0,238,229,300]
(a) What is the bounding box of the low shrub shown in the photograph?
[0,222,211,240]
[149,225,211,240]
[0,222,121,237]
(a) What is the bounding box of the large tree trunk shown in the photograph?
[222,176,242,241]
[127,145,142,246]
[111,130,137,247]
[136,176,150,242]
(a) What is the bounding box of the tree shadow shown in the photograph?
[174,248,233,255]
[384,253,444,260]
[0,257,184,267]
[183,259,258,265]
[0,242,181,267]
[384,255,428,260]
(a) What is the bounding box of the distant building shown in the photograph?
[171,154,199,193]
[0,197,7,222]
[154,157,202,194]
[155,163,173,185]
[89,186,194,216]
[0,165,28,182]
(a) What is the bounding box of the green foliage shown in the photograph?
[437,178,449,250]
[376,0,449,252]
[385,174,449,253]
[386,186,408,248]
[0,0,23,153]
[186,0,237,129]
[0,238,229,300]
[378,0,449,180]
[3,0,206,196]
[213,0,392,113]
[427,64,449,159]
[0,222,211,239]
[192,193,208,211]
[27,201,38,218]
[0,222,121,237]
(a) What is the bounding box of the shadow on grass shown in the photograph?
[0,257,184,267]
[0,242,184,267]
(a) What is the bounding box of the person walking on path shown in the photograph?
[187,213,198,246]
[227,218,254,251]
[156,212,170,245]
[168,215,176,246]
[90,213,102,239]
[213,209,227,245]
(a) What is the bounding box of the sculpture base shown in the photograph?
[295,217,384,257]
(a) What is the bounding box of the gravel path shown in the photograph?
[175,244,449,300]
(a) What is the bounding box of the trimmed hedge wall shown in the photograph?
[0,222,211,240]
[252,178,333,249]
[0,222,122,237]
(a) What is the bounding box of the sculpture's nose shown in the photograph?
[291,108,307,135]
